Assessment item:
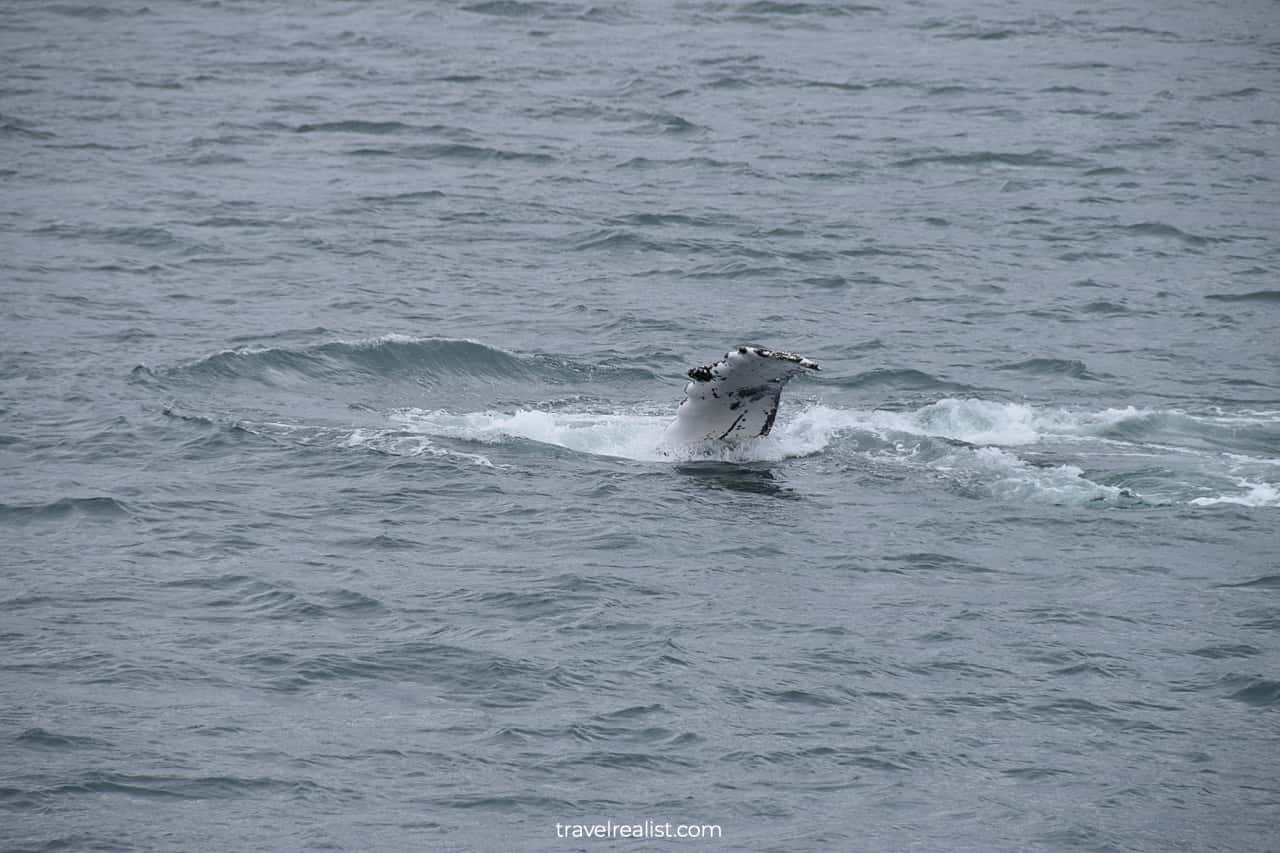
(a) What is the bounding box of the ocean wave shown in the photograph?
[461,0,571,17]
[295,120,415,134]
[144,337,666,396]
[1206,290,1280,303]
[736,1,883,15]
[146,336,539,387]
[0,496,132,524]
[822,368,976,392]
[892,149,1089,169]
[15,771,321,802]
[995,358,1103,379]
[1119,221,1225,246]
[349,143,555,163]
[1092,408,1280,456]
[186,575,386,621]
[14,727,105,751]
[44,4,149,20]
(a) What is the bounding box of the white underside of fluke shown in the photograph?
[661,346,820,447]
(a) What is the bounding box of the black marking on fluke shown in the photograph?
[760,404,779,436]
[688,366,714,382]
[719,412,747,440]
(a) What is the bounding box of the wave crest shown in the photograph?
[143,337,665,393]
[148,336,545,387]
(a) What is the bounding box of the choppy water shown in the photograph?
[3,1,1279,850]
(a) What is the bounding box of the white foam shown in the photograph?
[1224,452,1280,467]
[342,333,511,353]
[390,405,851,464]
[818,398,1280,450]
[342,427,494,466]
[1200,408,1280,424]
[1189,480,1280,507]
[787,408,1127,504]
[839,399,1156,446]
[390,402,1099,467]
[386,405,1111,502]
[385,400,1278,508]
[867,399,1044,445]
[941,445,1125,504]
[392,408,675,461]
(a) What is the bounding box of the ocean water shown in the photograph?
[2,0,1279,850]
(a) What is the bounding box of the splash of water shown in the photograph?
[386,398,1278,507]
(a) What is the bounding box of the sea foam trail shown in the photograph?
[1190,480,1280,508]
[390,399,1279,507]
[804,399,1280,455]
[391,404,1126,504]
[391,409,677,462]
[393,399,1280,458]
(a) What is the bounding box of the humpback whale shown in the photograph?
[663,346,819,447]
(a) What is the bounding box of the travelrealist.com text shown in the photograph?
[555,820,722,840]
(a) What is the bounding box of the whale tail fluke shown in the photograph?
[662,346,819,447]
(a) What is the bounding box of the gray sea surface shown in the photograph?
[3,1,1279,851]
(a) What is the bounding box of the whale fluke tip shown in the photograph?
[663,345,819,446]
